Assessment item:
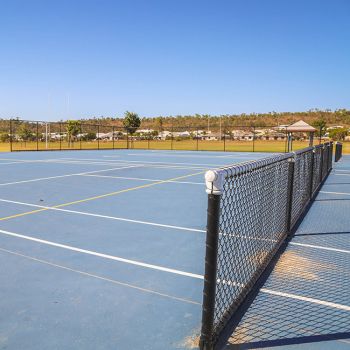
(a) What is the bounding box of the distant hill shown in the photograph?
[1,109,350,131]
[60,109,350,129]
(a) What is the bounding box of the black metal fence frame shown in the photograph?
[200,142,333,350]
[0,119,328,153]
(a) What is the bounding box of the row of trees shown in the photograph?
[66,109,350,129]
[1,110,350,142]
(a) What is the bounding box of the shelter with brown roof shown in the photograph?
[286,120,316,151]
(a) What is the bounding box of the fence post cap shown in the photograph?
[205,170,223,195]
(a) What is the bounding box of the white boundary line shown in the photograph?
[260,288,350,311]
[1,228,349,312]
[125,153,258,159]
[0,198,206,233]
[0,247,200,305]
[80,174,203,185]
[289,242,350,254]
[54,159,208,170]
[0,229,204,279]
[319,190,350,196]
[334,169,350,173]
[59,157,228,168]
[0,165,142,186]
[0,157,207,170]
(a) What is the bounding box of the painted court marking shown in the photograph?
[0,247,200,306]
[319,190,350,196]
[64,157,230,168]
[0,198,205,233]
[0,229,204,279]
[0,165,142,186]
[0,170,205,222]
[0,228,349,313]
[48,158,208,170]
[80,174,203,185]
[0,157,207,171]
[260,288,350,312]
[290,242,350,254]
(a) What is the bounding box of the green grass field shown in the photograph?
[0,140,348,153]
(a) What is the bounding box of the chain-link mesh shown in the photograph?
[312,145,323,194]
[290,148,313,228]
[213,155,291,341]
[200,143,333,350]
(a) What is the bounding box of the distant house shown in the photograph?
[96,133,110,140]
[157,130,172,140]
[201,133,221,141]
[173,131,191,138]
[136,129,154,135]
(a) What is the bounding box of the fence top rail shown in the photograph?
[205,152,293,195]
[294,146,314,155]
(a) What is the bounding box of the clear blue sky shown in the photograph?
[1,0,349,121]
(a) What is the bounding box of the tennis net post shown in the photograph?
[199,171,223,350]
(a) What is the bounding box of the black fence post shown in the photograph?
[200,194,221,350]
[36,122,39,151]
[80,122,82,150]
[285,156,295,234]
[223,129,226,152]
[335,142,343,162]
[319,146,324,183]
[284,129,288,153]
[97,124,100,150]
[328,142,333,171]
[112,126,115,149]
[253,126,255,152]
[59,122,62,150]
[309,148,315,199]
[9,119,13,152]
[200,171,222,350]
[171,125,173,150]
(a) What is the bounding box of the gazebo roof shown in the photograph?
[286,120,316,132]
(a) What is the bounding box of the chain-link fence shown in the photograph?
[200,142,333,350]
[0,119,11,151]
[2,119,328,153]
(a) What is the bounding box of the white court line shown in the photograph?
[50,158,207,170]
[0,229,204,279]
[125,153,258,159]
[334,169,350,173]
[0,161,36,165]
[0,165,142,186]
[0,198,206,233]
[61,157,229,168]
[319,191,350,196]
[0,247,200,305]
[1,228,349,312]
[1,198,345,252]
[334,173,350,177]
[80,174,203,185]
[289,242,350,254]
[0,157,206,170]
[260,288,350,312]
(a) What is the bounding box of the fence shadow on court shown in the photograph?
[225,232,350,349]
